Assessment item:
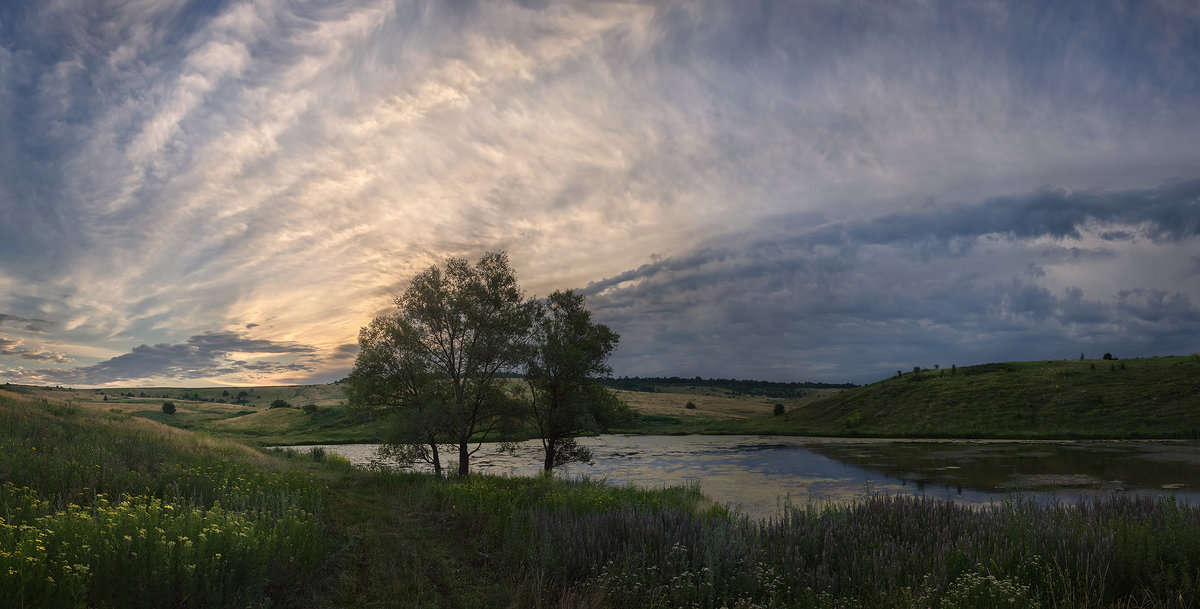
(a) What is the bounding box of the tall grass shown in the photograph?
[510,494,1200,608]
[9,386,1200,608]
[0,392,326,608]
[357,465,1200,608]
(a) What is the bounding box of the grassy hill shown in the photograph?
[7,354,1197,441]
[2,382,376,445]
[732,355,1200,439]
[9,376,1200,606]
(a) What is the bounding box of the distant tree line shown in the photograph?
[597,376,857,397]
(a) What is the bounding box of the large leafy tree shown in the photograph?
[347,251,534,476]
[525,289,628,472]
[345,314,452,475]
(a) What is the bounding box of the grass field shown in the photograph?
[6,388,1200,608]
[610,385,846,434]
[6,353,1198,444]
[2,383,378,445]
[744,355,1200,439]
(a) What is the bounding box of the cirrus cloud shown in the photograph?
[1,0,1198,385]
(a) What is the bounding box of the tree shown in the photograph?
[270,399,291,409]
[347,251,535,476]
[346,314,455,476]
[161,401,176,414]
[524,290,626,472]
[774,403,785,417]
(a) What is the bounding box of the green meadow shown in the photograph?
[738,355,1200,439]
[7,383,1200,608]
[9,354,1200,444]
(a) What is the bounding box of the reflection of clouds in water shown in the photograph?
[291,436,1200,520]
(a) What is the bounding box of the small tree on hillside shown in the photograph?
[161,401,176,415]
[524,289,628,472]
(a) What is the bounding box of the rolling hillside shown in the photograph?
[8,354,1198,441]
[735,355,1200,438]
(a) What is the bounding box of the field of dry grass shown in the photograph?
[5,380,854,440]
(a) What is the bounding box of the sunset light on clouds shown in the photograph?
[2,0,1199,386]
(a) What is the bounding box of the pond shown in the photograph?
[289,435,1200,520]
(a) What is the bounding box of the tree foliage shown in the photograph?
[347,251,535,476]
[346,314,452,474]
[525,290,628,471]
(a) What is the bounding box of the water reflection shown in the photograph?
[290,435,1200,520]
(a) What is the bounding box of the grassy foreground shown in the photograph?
[5,389,1200,608]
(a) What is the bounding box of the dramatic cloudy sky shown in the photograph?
[2,0,1199,387]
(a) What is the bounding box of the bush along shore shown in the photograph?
[5,390,1200,608]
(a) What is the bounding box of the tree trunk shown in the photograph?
[543,437,555,472]
[429,439,442,477]
[458,438,470,476]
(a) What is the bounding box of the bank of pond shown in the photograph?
[3,391,1200,608]
[296,435,1200,520]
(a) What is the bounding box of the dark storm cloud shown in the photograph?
[0,313,52,333]
[813,179,1200,250]
[9,331,317,385]
[584,180,1200,383]
[332,343,359,358]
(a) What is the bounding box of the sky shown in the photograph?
[1,0,1199,387]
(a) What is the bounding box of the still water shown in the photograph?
[291,435,1200,520]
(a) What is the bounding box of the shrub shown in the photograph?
[269,399,291,409]
[685,401,697,410]
[302,403,318,415]
[773,403,785,417]
[844,411,863,428]
[161,401,176,415]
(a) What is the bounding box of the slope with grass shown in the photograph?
[4,383,378,446]
[7,387,1200,607]
[735,355,1200,439]
[0,388,329,607]
[7,354,1196,443]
